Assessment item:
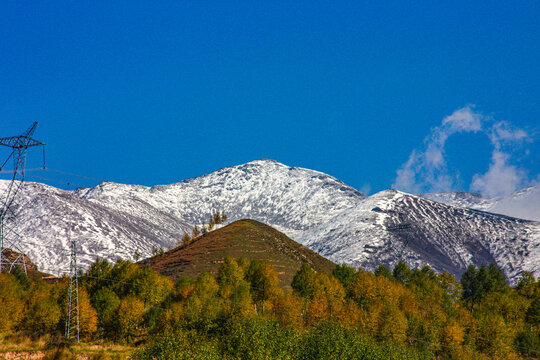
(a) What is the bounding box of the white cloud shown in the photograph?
[470,150,528,197]
[393,105,535,196]
[360,183,372,195]
[393,150,422,193]
[393,106,483,193]
[489,121,529,149]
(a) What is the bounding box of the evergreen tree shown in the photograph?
[392,261,411,284]
[461,264,481,304]
[214,211,222,224]
[332,264,356,289]
[192,225,201,238]
[525,296,540,328]
[246,260,281,313]
[516,271,536,298]
[374,263,393,280]
[461,263,507,305]
[181,232,192,246]
[291,263,316,298]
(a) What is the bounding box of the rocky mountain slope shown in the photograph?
[302,189,540,283]
[2,159,539,283]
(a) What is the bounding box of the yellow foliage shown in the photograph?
[376,303,407,344]
[79,288,98,340]
[307,291,329,326]
[333,299,362,326]
[117,296,145,342]
[156,302,185,331]
[348,271,377,309]
[0,274,26,334]
[272,290,304,329]
[475,313,517,359]
[442,319,464,347]
[24,290,62,335]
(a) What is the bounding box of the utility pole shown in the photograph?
[65,237,80,342]
[0,122,45,273]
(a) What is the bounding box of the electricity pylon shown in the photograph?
[65,238,80,341]
[0,122,45,273]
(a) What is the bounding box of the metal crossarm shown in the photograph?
[0,122,45,273]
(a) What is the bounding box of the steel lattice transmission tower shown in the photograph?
[65,238,80,341]
[0,122,45,273]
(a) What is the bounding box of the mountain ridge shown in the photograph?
[2,159,539,283]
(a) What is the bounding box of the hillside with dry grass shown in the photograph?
[143,219,336,287]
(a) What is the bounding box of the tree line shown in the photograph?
[179,210,227,247]
[0,258,539,359]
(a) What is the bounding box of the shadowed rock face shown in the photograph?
[2,160,539,284]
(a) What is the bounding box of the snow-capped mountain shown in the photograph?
[302,189,539,283]
[420,186,540,222]
[76,160,366,241]
[2,159,539,283]
[1,181,192,274]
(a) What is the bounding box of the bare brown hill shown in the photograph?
[2,248,56,281]
[144,219,336,287]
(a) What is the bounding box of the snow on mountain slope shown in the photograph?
[1,181,192,274]
[77,159,367,240]
[420,186,540,222]
[3,159,539,284]
[302,189,540,283]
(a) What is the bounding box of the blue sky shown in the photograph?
[1,1,538,195]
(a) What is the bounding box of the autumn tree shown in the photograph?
[24,290,62,336]
[221,211,227,223]
[217,257,253,320]
[78,288,98,340]
[217,256,245,288]
[0,273,26,334]
[526,296,540,329]
[246,260,281,314]
[132,266,173,307]
[183,272,221,332]
[117,296,145,343]
[214,211,222,225]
